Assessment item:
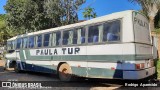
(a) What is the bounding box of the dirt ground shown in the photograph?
[0,60,4,67]
[0,60,121,90]
[0,60,159,90]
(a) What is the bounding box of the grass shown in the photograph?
[153,28,160,34]
[157,60,160,78]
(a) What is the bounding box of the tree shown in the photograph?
[83,7,97,20]
[154,10,160,28]
[4,0,52,33]
[44,0,86,26]
[4,0,86,34]
[129,0,160,31]
[0,15,6,46]
[0,14,15,46]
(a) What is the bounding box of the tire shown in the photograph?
[58,63,73,81]
[14,62,20,73]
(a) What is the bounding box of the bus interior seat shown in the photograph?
[81,37,85,43]
[93,35,98,42]
[63,39,68,45]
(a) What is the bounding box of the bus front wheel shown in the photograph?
[14,62,20,73]
[58,63,73,81]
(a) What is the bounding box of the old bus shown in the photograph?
[5,10,156,81]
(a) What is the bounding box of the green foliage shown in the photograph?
[155,10,160,28]
[5,0,50,33]
[0,14,13,46]
[154,28,160,34]
[44,0,86,26]
[129,0,160,31]
[4,0,86,34]
[0,15,5,28]
[83,7,97,20]
[157,60,160,78]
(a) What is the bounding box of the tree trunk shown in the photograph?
[149,16,155,31]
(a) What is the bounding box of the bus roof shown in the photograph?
[7,36,17,41]
[7,10,136,41]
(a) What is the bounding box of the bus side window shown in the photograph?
[23,37,28,48]
[73,30,77,44]
[77,28,85,44]
[7,41,11,50]
[63,30,69,45]
[63,30,73,45]
[44,33,51,47]
[28,36,35,48]
[52,33,56,46]
[81,28,85,44]
[88,25,101,43]
[56,31,61,46]
[16,38,22,49]
[12,41,15,49]
[103,20,120,42]
[37,35,42,47]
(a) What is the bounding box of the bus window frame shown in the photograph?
[11,40,16,50]
[51,31,62,47]
[102,19,122,44]
[62,29,71,45]
[57,31,62,47]
[62,29,78,46]
[35,34,43,48]
[61,26,87,47]
[85,18,122,45]
[21,37,28,49]
[7,41,11,50]
[43,33,52,47]
[87,22,104,45]
[16,38,22,49]
[12,19,122,50]
[28,35,36,49]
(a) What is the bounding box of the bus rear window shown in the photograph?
[103,20,120,42]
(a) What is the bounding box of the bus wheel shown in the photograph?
[58,63,73,81]
[14,63,20,73]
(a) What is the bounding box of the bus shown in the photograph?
[5,10,156,81]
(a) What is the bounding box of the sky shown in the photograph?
[0,0,141,20]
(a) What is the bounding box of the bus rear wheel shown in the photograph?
[58,63,73,81]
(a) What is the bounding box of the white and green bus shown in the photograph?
[5,10,156,81]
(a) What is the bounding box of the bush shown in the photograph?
[157,60,160,78]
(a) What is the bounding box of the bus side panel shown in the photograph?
[135,44,152,59]
[25,49,55,73]
[122,11,134,43]
[86,44,123,78]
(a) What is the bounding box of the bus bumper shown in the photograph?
[123,67,156,80]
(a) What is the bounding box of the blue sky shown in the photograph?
[0,0,141,20]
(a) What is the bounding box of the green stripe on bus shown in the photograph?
[25,54,152,61]
[20,50,152,61]
[72,67,88,77]
[72,67,123,78]
[25,63,123,79]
